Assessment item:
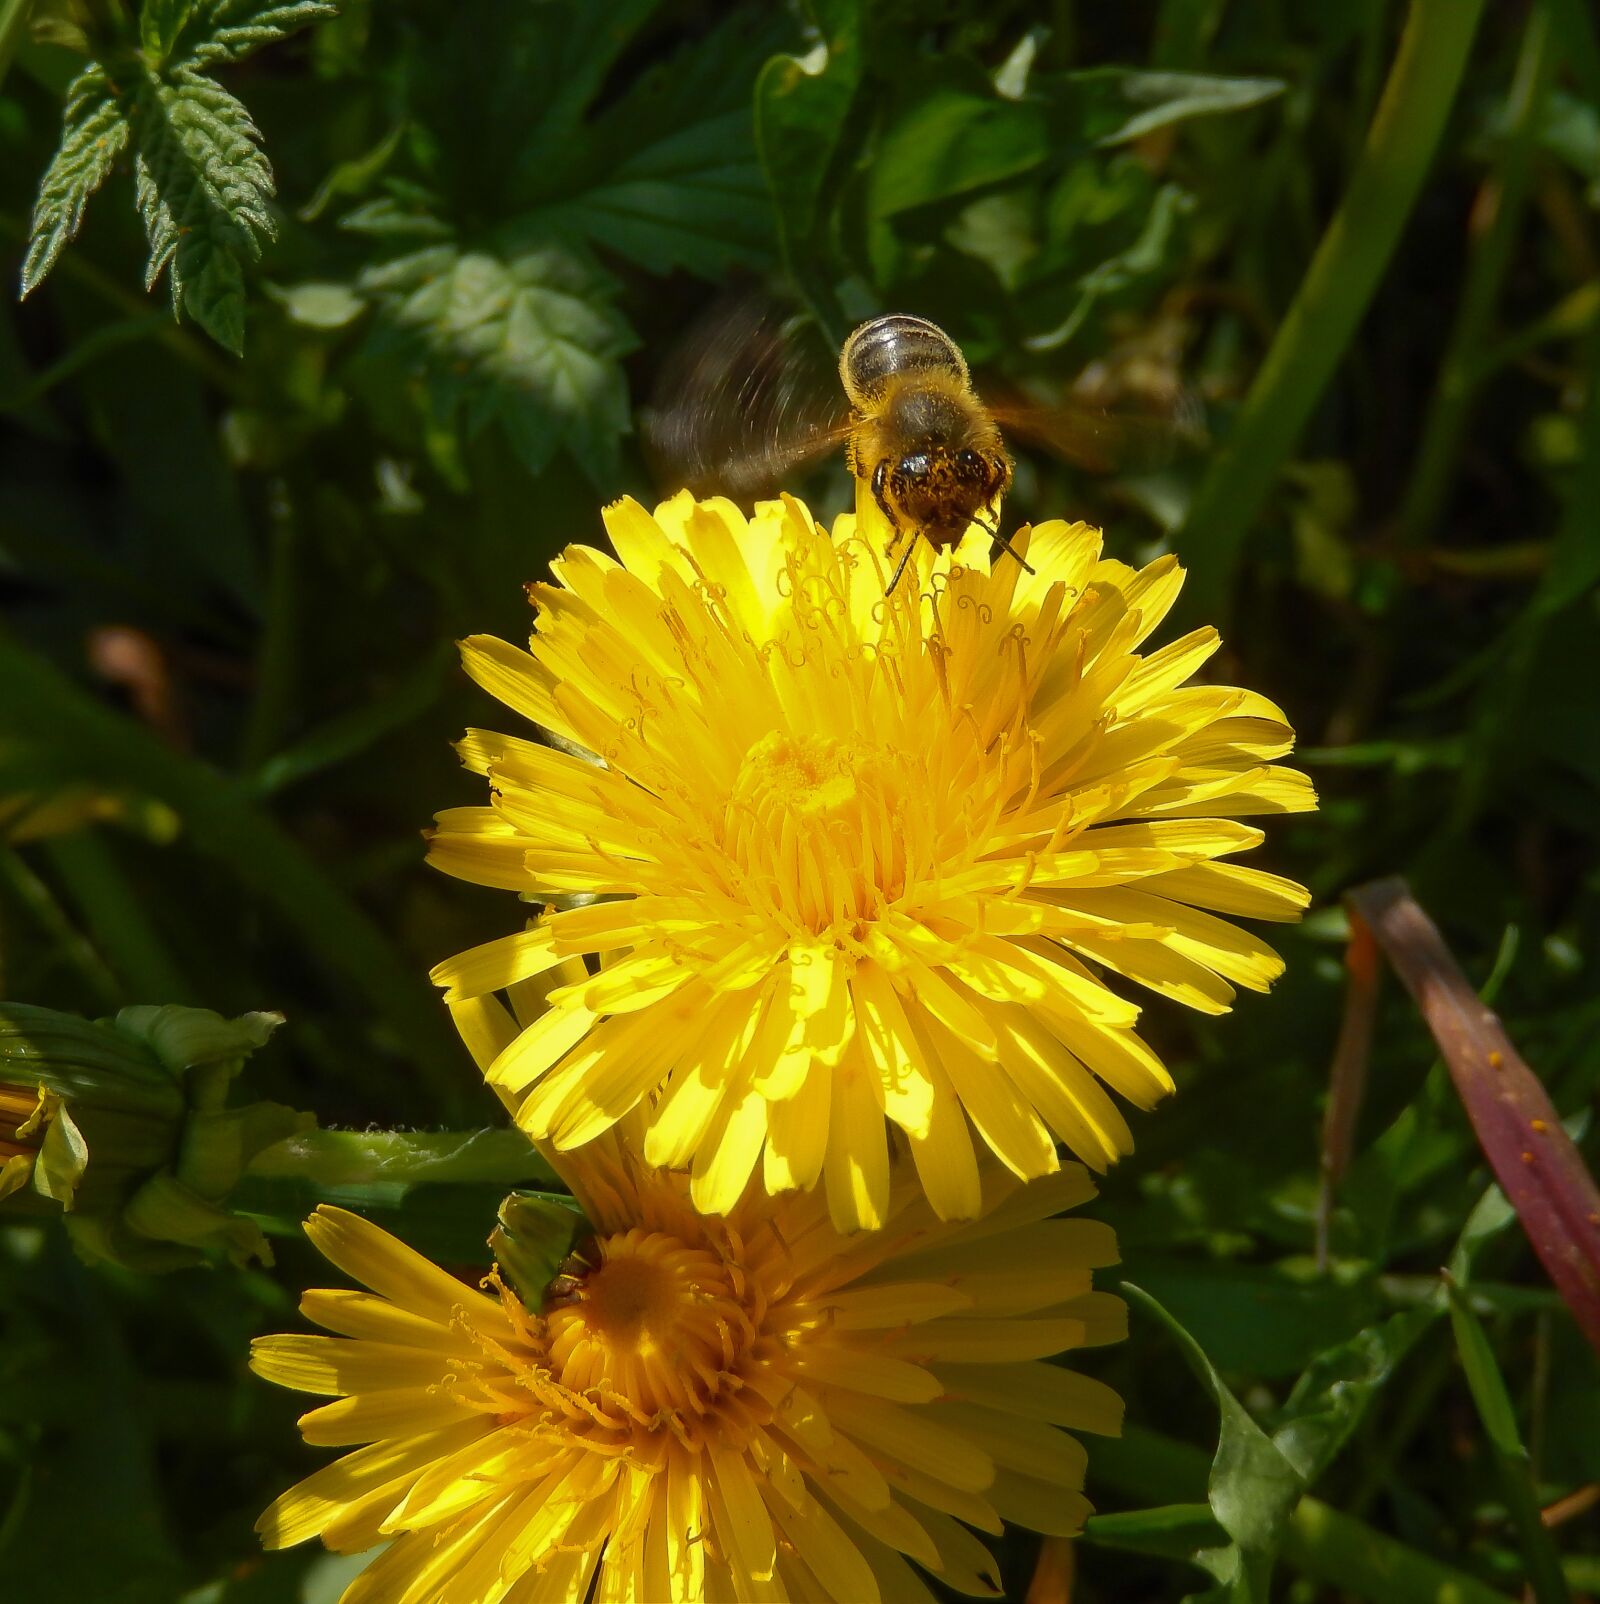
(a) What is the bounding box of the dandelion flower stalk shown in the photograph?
[252,1135,1124,1603]
[430,491,1315,1230]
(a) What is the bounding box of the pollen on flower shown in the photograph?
[727,731,912,927]
[429,490,1317,1230]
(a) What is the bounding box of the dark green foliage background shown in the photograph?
[1,2,1598,1600]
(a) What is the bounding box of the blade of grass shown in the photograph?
[0,630,466,1110]
[42,832,194,1003]
[245,642,454,799]
[1445,1279,1572,1604]
[1347,878,1600,1355]
[0,844,122,1007]
[1176,0,1488,621]
[1394,1,1554,551]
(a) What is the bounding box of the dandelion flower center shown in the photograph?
[544,1227,767,1427]
[727,731,909,926]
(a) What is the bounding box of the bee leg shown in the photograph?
[870,458,917,594]
[871,459,901,540]
[884,528,923,596]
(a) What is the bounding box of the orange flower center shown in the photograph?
[501,1221,790,1454]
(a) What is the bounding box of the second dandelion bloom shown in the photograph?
[252,1137,1124,1602]
[430,493,1314,1229]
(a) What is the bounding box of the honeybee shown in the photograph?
[645,297,1199,595]
[839,314,1027,593]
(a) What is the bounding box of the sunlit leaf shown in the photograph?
[358,239,636,483]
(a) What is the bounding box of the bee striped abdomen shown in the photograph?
[839,315,969,407]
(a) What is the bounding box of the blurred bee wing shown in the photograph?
[983,382,1208,475]
[642,293,851,502]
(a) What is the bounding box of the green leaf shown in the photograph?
[131,71,276,354]
[265,278,366,331]
[359,240,636,483]
[868,81,1049,221]
[519,7,788,281]
[18,0,338,346]
[1084,1503,1226,1563]
[1271,1305,1437,1484]
[1125,1283,1306,1601]
[531,10,787,283]
[173,0,338,70]
[19,65,132,298]
[141,0,197,63]
[1062,66,1287,147]
[503,0,664,177]
[1094,1427,1523,1604]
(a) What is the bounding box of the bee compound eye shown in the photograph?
[956,449,983,472]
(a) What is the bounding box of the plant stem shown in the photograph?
[234,1128,565,1261]
[1176,0,1488,622]
[245,1127,560,1192]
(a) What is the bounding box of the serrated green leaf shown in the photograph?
[505,0,664,178]
[19,65,131,298]
[166,0,339,71]
[359,240,636,484]
[19,0,337,344]
[132,69,276,353]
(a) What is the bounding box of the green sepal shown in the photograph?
[0,1000,308,1271]
[490,1189,587,1310]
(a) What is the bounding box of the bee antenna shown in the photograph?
[989,524,1036,577]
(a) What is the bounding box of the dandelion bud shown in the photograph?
[0,1002,310,1269]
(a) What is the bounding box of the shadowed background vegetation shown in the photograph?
[1,1,1597,1600]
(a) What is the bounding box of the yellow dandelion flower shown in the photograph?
[252,1136,1125,1603]
[429,492,1315,1229]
